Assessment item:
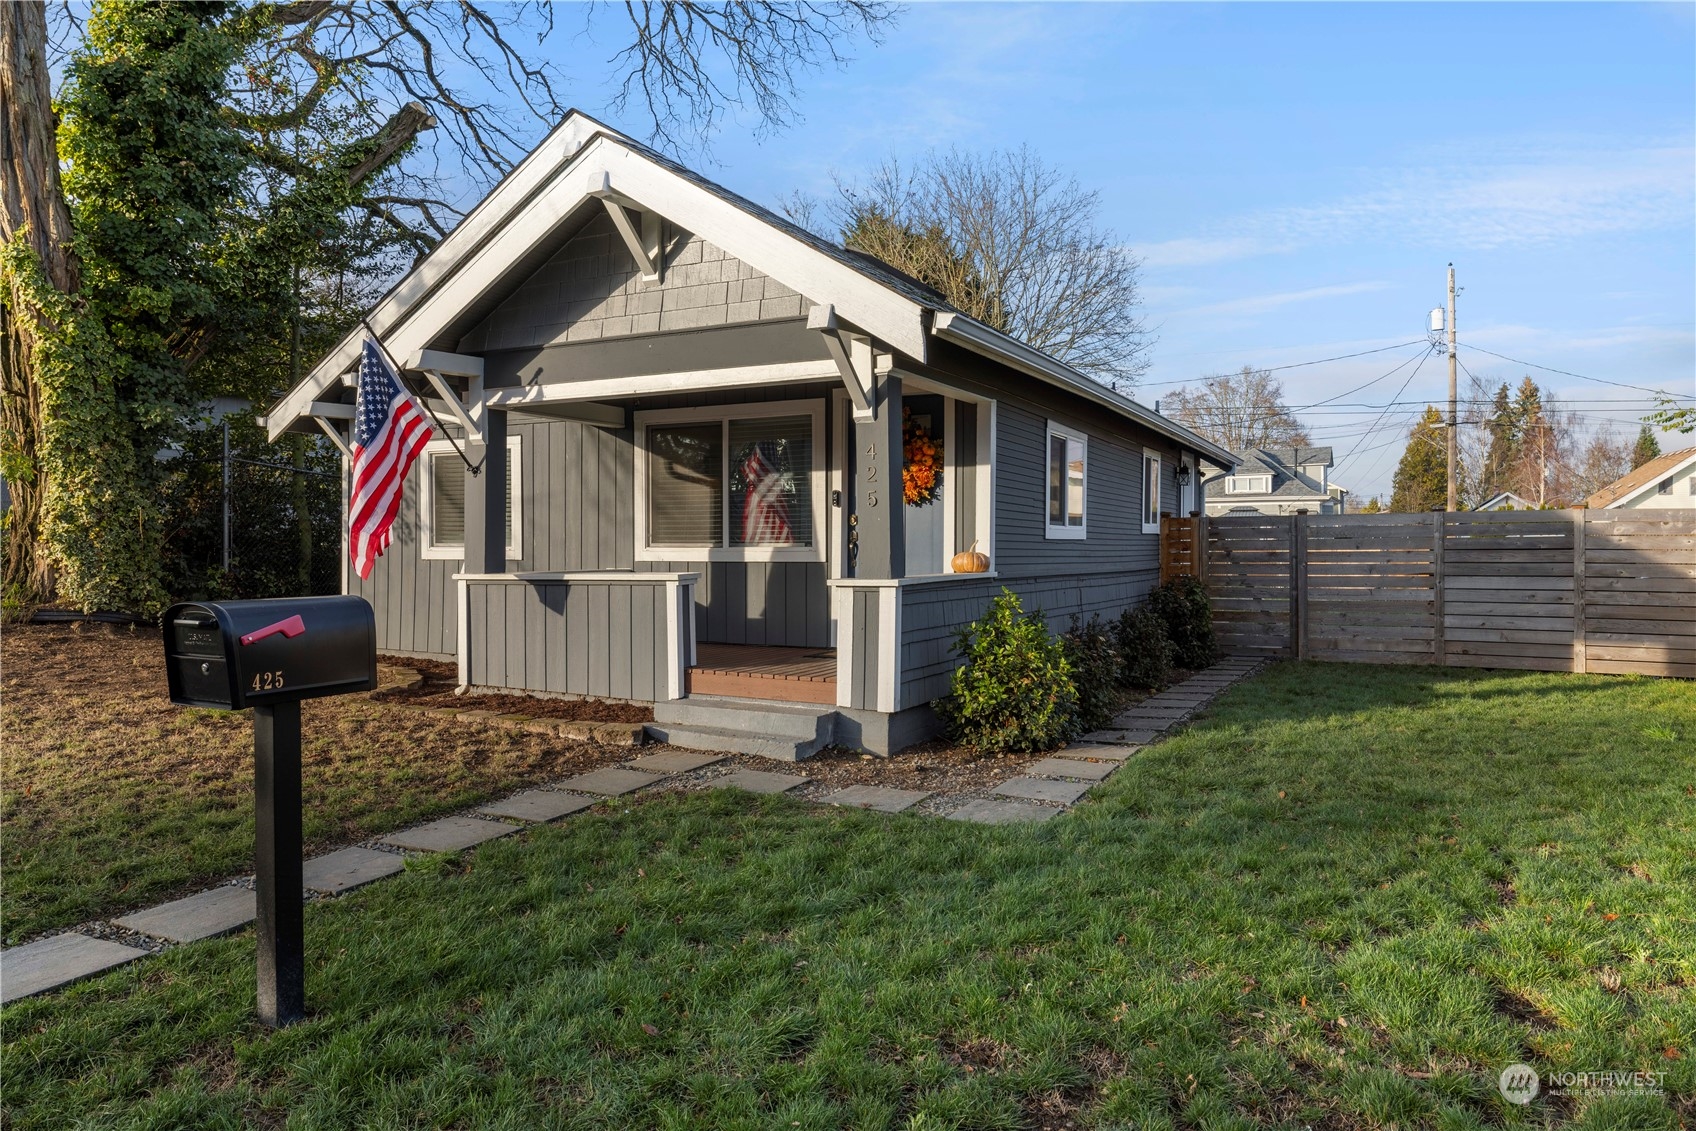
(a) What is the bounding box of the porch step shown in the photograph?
[648,696,838,761]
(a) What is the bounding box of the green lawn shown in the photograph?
[5,664,1692,1129]
[0,625,624,943]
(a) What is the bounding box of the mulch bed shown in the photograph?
[373,654,653,722]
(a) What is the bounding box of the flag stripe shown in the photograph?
[350,340,434,580]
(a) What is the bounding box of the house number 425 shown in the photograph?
[864,441,879,507]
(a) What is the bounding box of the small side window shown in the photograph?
[1045,422,1086,539]
[1141,450,1162,534]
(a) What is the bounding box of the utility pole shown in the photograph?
[1445,264,1458,512]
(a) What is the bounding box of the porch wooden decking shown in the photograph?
[686,644,837,705]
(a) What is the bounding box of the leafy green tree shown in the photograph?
[9,1,246,613]
[1631,425,1662,469]
[937,589,1077,753]
[1389,407,1448,513]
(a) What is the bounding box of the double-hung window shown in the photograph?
[636,400,825,562]
[421,436,522,560]
[1045,421,1087,539]
[1141,449,1162,534]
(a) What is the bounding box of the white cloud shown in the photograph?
[1138,139,1695,265]
[1173,281,1392,320]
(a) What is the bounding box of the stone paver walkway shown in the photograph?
[5,656,1262,1001]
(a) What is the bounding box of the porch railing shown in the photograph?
[454,571,698,700]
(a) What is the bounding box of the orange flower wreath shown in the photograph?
[902,405,943,507]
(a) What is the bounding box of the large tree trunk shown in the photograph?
[1,0,77,608]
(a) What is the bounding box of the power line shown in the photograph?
[1298,344,1436,410]
[1462,345,1694,399]
[1139,339,1432,389]
[1336,346,1438,468]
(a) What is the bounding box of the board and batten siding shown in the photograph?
[351,385,836,660]
[464,577,680,700]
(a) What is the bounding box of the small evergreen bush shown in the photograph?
[936,589,1076,753]
[1062,614,1122,735]
[1115,604,1174,690]
[1148,576,1216,669]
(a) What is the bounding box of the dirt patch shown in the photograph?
[374,654,652,722]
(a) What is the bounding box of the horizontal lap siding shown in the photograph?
[898,568,1159,709]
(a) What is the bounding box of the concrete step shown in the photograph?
[642,723,831,762]
[653,696,836,742]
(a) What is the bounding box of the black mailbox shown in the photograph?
[164,596,376,710]
[159,595,377,1028]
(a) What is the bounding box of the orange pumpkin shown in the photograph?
[951,541,990,573]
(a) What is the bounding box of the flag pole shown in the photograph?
[359,318,482,475]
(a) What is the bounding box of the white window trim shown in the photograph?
[1044,419,1088,541]
[1226,474,1272,495]
[1141,448,1163,535]
[420,435,522,561]
[634,398,827,563]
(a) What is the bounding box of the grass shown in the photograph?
[0,625,623,943]
[4,663,1694,1129]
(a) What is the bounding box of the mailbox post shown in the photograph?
[162,596,376,1027]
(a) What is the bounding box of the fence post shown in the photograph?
[1431,509,1445,666]
[1572,509,1587,674]
[221,418,232,573]
[1195,513,1209,586]
[1290,515,1307,660]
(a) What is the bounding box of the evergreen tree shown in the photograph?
[1389,407,1448,512]
[1631,425,1662,469]
[1359,496,1383,514]
[1480,381,1517,501]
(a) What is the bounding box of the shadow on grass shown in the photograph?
[4,664,1691,1131]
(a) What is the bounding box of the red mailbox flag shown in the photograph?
[349,339,433,579]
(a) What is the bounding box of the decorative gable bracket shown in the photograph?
[808,303,889,422]
[588,172,663,283]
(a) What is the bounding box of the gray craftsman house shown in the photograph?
[1203,446,1346,516]
[264,113,1233,756]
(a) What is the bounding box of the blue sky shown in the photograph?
[452,2,1694,498]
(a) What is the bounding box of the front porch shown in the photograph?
[686,644,837,705]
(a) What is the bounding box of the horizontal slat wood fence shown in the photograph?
[1169,510,1695,678]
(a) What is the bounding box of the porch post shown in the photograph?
[850,371,904,579]
[463,409,508,574]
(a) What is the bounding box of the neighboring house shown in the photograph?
[1474,491,1538,511]
[1586,447,1696,510]
[261,112,1234,757]
[1202,446,1344,516]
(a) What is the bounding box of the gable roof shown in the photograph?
[1585,446,1696,509]
[261,111,1235,468]
[1474,490,1537,511]
[1205,447,1333,499]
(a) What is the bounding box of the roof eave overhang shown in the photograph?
[263,119,931,441]
[931,312,1238,468]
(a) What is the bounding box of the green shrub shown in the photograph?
[1062,614,1122,734]
[936,589,1076,753]
[1115,604,1174,690]
[1148,576,1216,669]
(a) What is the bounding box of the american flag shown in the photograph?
[739,441,793,544]
[350,339,433,579]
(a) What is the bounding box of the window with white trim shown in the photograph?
[1141,449,1162,534]
[421,436,521,560]
[1226,474,1272,494]
[1045,421,1086,539]
[636,400,824,562]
